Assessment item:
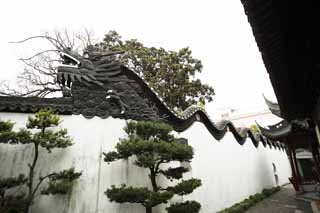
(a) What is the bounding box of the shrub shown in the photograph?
[217,186,280,213]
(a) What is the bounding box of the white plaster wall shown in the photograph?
[179,122,291,212]
[0,113,291,213]
[0,113,154,213]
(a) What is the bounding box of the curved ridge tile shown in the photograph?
[123,66,285,151]
[0,62,285,152]
[52,49,286,152]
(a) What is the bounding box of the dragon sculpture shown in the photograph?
[58,48,129,114]
[0,34,286,150]
[54,47,286,149]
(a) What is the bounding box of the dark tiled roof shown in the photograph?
[240,0,319,120]
[257,120,291,140]
[0,96,73,114]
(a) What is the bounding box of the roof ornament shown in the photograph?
[263,94,282,118]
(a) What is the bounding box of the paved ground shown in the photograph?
[245,185,313,213]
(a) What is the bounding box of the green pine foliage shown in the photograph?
[160,167,189,180]
[106,184,174,207]
[104,121,201,213]
[166,201,201,213]
[0,120,14,133]
[0,108,81,213]
[168,178,202,196]
[0,175,27,192]
[91,30,215,111]
[41,168,82,195]
[0,120,31,145]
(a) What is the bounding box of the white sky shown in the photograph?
[0,0,277,118]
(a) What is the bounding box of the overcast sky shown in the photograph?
[0,0,277,118]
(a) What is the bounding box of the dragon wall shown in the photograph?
[0,49,291,212]
[0,113,291,213]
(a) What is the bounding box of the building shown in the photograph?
[239,0,320,201]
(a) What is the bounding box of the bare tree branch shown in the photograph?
[2,29,95,98]
[9,35,65,50]
[19,50,59,61]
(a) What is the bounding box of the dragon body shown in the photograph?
[55,48,285,149]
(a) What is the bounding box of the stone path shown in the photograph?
[245,185,313,213]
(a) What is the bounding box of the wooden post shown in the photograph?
[313,124,320,165]
[309,132,320,182]
[292,147,302,185]
[287,140,299,191]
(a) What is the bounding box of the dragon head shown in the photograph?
[57,48,123,88]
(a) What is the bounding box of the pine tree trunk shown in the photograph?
[146,207,152,213]
[149,170,158,192]
[24,142,40,213]
[150,174,158,192]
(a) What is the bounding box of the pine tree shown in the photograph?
[104,121,201,213]
[0,108,81,213]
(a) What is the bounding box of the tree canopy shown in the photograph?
[92,30,214,111]
[104,121,201,213]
